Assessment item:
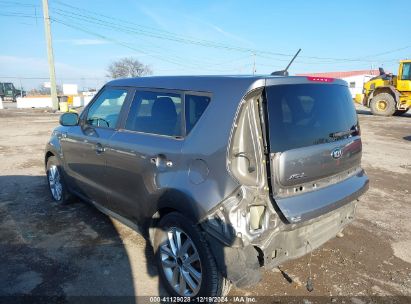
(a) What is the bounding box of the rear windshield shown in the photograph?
[265,84,358,152]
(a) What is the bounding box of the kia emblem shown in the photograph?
[331,147,343,159]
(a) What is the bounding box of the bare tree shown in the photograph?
[107,57,152,79]
[28,84,62,96]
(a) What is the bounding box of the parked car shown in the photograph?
[45,75,369,297]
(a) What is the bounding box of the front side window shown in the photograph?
[86,88,127,128]
[185,94,210,134]
[125,91,183,137]
[401,63,411,80]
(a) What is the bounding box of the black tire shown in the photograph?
[154,212,231,298]
[370,93,396,116]
[46,156,72,204]
[394,109,408,116]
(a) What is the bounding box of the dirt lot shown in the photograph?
[0,103,410,303]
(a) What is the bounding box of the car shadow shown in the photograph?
[356,108,411,117]
[356,109,373,116]
[0,175,259,301]
[0,175,156,303]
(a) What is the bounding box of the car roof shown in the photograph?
[107,75,265,91]
[106,75,347,93]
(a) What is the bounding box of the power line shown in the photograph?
[52,1,273,57]
[50,8,303,71]
[47,6,252,70]
[52,9,269,57]
[50,4,404,65]
[51,10,401,75]
[51,18,250,73]
[0,12,37,18]
[0,0,38,7]
[51,18,204,69]
[359,45,411,58]
[3,0,410,65]
[3,1,407,70]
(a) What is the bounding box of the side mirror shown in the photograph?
[59,112,79,126]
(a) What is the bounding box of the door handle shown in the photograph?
[150,155,173,168]
[95,143,105,154]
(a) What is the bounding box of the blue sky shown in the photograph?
[1,0,410,90]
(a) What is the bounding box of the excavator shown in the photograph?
[355,60,411,116]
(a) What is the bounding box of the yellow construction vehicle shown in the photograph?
[355,60,411,116]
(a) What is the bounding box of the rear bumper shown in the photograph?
[204,170,368,288]
[275,169,369,223]
[262,201,356,268]
[206,200,358,288]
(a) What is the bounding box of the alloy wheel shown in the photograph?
[48,165,62,201]
[160,227,202,296]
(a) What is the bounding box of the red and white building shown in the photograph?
[297,70,381,98]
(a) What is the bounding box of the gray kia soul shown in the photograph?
[45,75,369,297]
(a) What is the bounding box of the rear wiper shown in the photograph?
[329,129,356,138]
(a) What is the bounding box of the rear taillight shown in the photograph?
[307,76,335,82]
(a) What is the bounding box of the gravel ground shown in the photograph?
[0,103,410,303]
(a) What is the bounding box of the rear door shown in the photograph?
[265,79,364,221]
[105,89,184,221]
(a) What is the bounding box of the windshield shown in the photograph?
[4,83,13,90]
[402,63,411,80]
[265,84,358,152]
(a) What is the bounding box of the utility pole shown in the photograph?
[42,0,58,110]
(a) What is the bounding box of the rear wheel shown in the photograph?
[154,212,231,297]
[46,156,71,204]
[370,93,396,116]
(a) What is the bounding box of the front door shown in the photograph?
[61,87,130,205]
[105,90,184,222]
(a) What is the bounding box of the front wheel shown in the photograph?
[46,156,71,204]
[154,212,231,297]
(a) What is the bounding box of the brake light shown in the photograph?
[307,76,335,82]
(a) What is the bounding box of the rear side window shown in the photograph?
[86,88,127,128]
[125,91,183,137]
[185,94,210,134]
[266,84,358,152]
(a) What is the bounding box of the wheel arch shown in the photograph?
[146,189,206,244]
[45,150,55,167]
[44,144,62,169]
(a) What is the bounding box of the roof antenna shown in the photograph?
[271,48,301,76]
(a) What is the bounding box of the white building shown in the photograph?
[297,70,380,98]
